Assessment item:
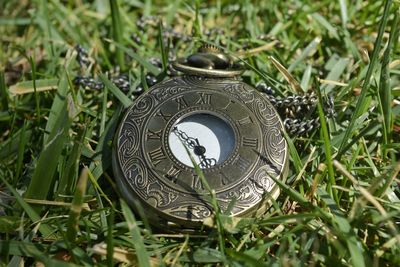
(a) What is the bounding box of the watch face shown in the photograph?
[113,76,288,227]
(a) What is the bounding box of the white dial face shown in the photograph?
[168,113,235,169]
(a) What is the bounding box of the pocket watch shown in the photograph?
[112,45,289,230]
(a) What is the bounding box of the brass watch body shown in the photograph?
[112,47,288,230]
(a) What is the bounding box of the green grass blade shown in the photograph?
[300,64,312,91]
[338,0,393,156]
[0,176,54,237]
[339,0,348,28]
[2,2,400,266]
[0,128,32,161]
[321,57,349,94]
[226,249,268,267]
[89,105,122,181]
[14,120,28,186]
[43,51,75,144]
[106,207,115,267]
[317,187,366,267]
[100,87,108,136]
[0,71,8,110]
[283,131,302,173]
[379,8,399,158]
[192,1,203,39]
[87,169,114,208]
[315,82,338,203]
[110,41,161,75]
[0,240,79,266]
[110,0,125,70]
[25,95,75,206]
[120,200,151,267]
[98,73,133,108]
[158,21,168,71]
[184,145,226,255]
[311,13,339,39]
[57,125,86,197]
[28,55,40,124]
[287,37,320,73]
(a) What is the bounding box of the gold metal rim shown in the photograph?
[172,58,244,78]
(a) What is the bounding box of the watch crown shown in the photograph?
[172,44,244,78]
[198,44,221,54]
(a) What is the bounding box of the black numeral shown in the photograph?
[165,165,181,183]
[174,95,189,110]
[234,155,251,172]
[241,137,258,148]
[192,175,204,190]
[221,99,234,111]
[156,109,172,122]
[238,116,252,125]
[196,93,212,105]
[148,147,166,166]
[147,129,162,140]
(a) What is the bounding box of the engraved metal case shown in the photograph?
[112,48,288,230]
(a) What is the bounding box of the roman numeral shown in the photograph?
[156,109,172,122]
[221,99,234,111]
[191,175,204,190]
[148,147,166,166]
[174,95,189,110]
[147,129,162,140]
[234,155,251,172]
[196,93,212,105]
[241,137,258,148]
[165,165,181,183]
[238,116,253,125]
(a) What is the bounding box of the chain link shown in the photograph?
[257,83,336,135]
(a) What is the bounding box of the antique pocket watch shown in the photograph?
[112,45,289,230]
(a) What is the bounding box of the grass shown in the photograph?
[1,0,400,266]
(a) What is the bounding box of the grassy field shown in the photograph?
[1,0,400,266]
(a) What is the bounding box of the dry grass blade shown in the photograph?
[236,41,279,58]
[269,56,302,93]
[9,79,58,96]
[66,167,89,243]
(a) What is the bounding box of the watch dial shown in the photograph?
[113,76,288,226]
[168,113,235,169]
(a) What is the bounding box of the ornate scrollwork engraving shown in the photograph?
[124,157,148,190]
[264,126,286,165]
[146,181,178,207]
[130,95,155,119]
[224,83,255,104]
[118,121,140,166]
[253,97,280,127]
[253,166,274,194]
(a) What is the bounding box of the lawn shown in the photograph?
[0,0,399,266]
